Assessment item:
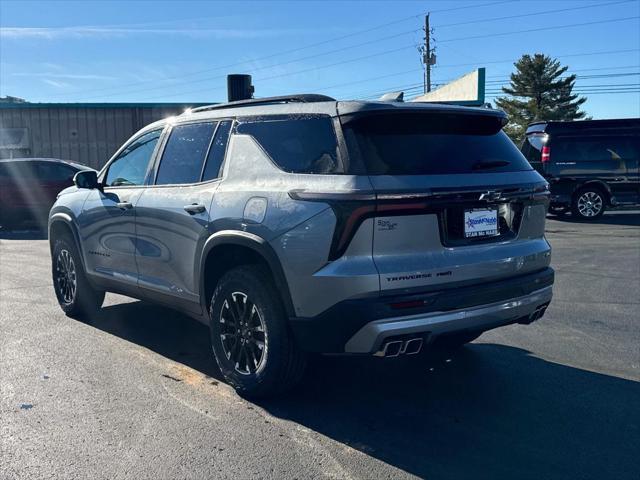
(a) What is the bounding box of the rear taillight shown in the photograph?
[541,146,550,163]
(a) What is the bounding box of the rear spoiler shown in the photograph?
[338,102,507,127]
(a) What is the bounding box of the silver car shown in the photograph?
[49,95,554,397]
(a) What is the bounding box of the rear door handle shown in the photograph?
[116,201,133,210]
[183,203,206,214]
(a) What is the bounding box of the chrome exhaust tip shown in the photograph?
[374,340,404,357]
[520,304,548,324]
[403,338,423,355]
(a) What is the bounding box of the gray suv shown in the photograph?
[49,95,554,397]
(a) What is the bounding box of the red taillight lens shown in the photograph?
[541,146,550,163]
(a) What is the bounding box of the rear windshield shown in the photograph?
[344,113,532,175]
[522,133,547,164]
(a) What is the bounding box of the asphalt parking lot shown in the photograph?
[1,212,639,480]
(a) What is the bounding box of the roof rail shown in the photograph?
[188,94,336,114]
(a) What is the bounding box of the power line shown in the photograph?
[74,9,640,101]
[486,90,640,97]
[348,60,640,95]
[435,0,635,29]
[47,0,514,99]
[437,15,640,44]
[136,25,640,103]
[316,60,640,98]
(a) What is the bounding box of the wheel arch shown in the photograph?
[49,213,86,269]
[573,180,612,204]
[198,231,295,318]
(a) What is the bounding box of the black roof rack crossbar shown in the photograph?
[189,94,336,114]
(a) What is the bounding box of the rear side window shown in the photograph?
[156,122,216,185]
[345,113,532,175]
[236,116,340,174]
[0,162,36,179]
[202,121,232,181]
[552,136,640,163]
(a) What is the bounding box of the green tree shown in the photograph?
[495,54,587,144]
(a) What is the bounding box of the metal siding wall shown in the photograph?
[0,106,184,166]
[50,109,62,159]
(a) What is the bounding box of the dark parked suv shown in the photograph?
[522,118,640,220]
[49,95,554,397]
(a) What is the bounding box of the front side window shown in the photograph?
[155,122,216,185]
[106,129,162,187]
[236,116,340,174]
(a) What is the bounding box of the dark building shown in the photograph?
[0,102,209,169]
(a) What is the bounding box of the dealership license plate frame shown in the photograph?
[464,208,499,238]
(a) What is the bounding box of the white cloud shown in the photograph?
[42,78,71,88]
[0,26,312,40]
[12,72,116,81]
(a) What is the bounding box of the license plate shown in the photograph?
[464,209,499,238]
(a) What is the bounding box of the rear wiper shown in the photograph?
[472,160,510,170]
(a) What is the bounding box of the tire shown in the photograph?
[52,234,105,317]
[571,186,606,220]
[209,265,306,398]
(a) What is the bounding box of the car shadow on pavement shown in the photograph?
[548,211,640,227]
[0,228,48,240]
[92,300,639,480]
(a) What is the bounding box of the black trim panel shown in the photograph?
[289,267,554,353]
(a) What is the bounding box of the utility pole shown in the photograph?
[421,13,436,93]
[425,14,431,93]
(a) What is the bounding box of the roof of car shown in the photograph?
[526,118,640,135]
[139,95,505,132]
[0,158,86,170]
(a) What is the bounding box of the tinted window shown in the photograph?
[0,161,37,180]
[36,163,76,182]
[522,134,547,164]
[202,121,232,181]
[553,136,639,163]
[156,122,215,185]
[106,130,161,187]
[236,117,340,174]
[345,113,531,175]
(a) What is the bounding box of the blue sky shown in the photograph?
[1,0,639,118]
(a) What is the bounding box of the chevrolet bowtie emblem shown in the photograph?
[479,190,502,201]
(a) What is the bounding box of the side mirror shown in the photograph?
[74,169,100,190]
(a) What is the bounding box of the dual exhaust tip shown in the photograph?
[519,303,549,325]
[375,337,423,357]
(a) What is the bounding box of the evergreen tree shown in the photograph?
[495,54,587,144]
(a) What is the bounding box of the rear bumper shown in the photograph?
[345,286,552,353]
[289,267,554,353]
